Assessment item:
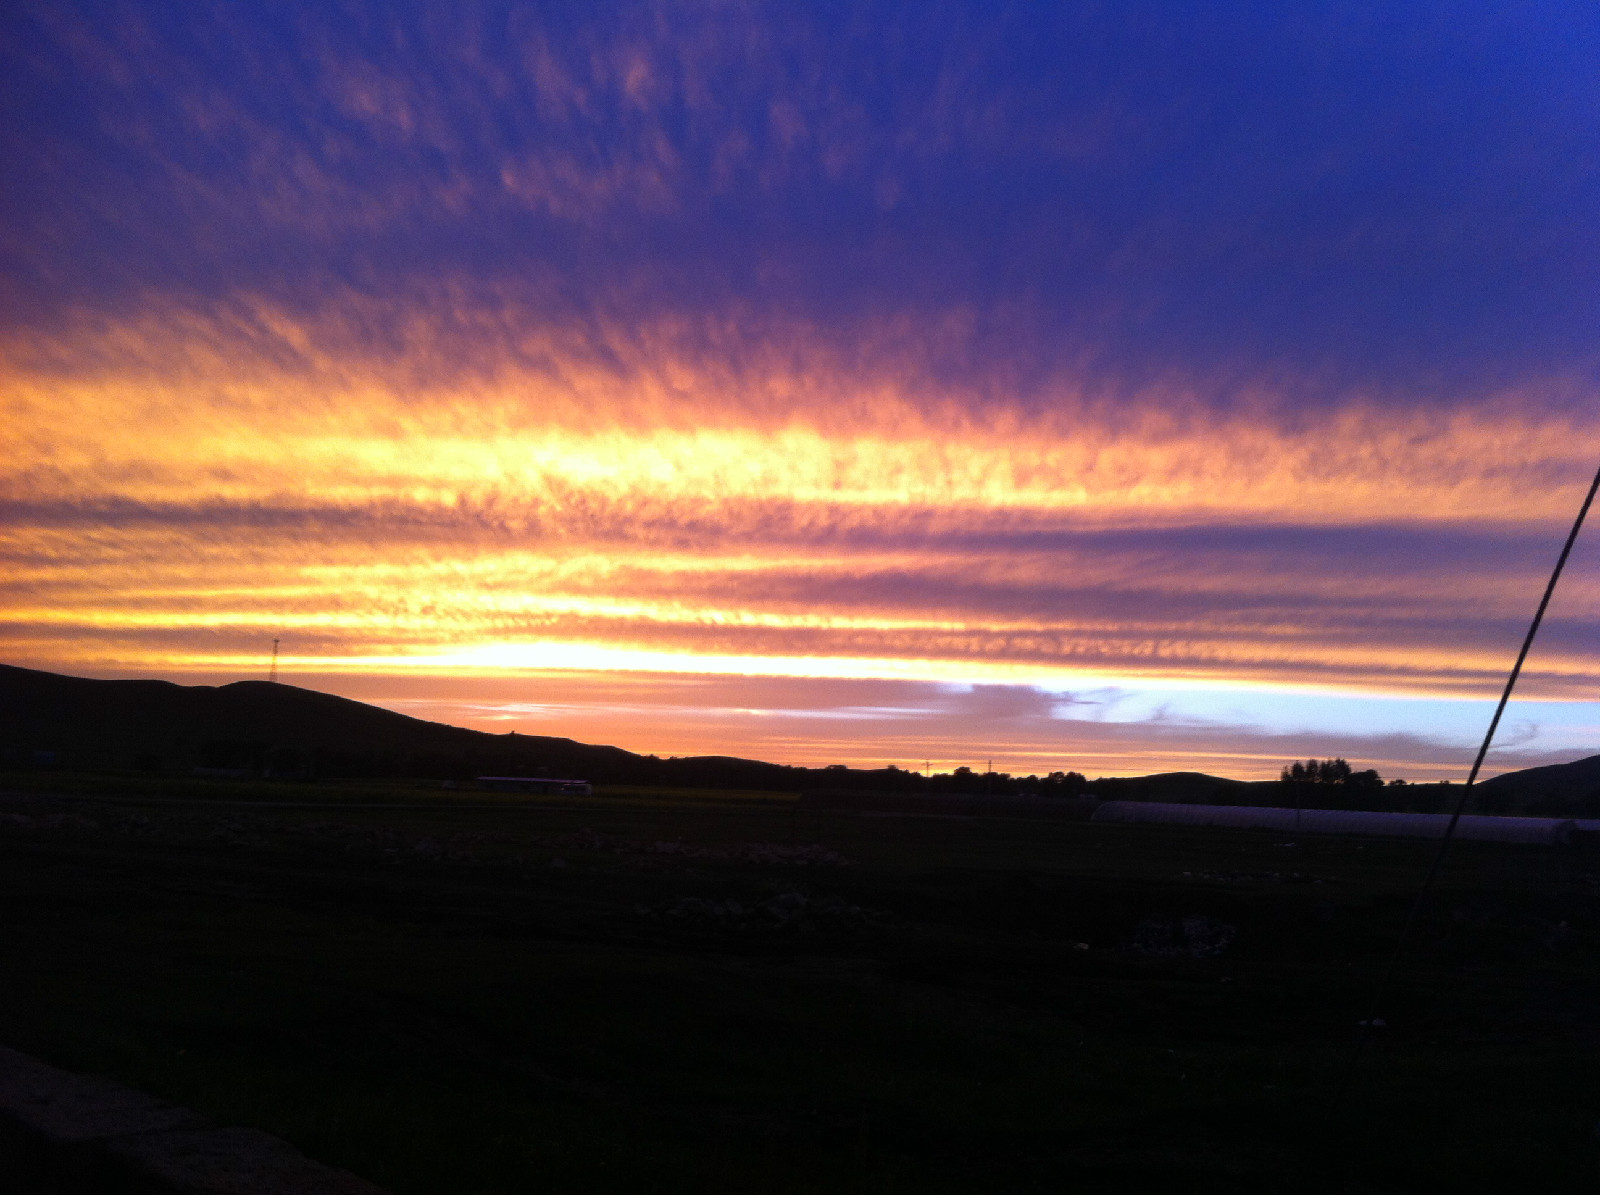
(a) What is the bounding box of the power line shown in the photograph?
[1337,455,1600,1102]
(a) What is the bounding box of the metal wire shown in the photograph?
[1337,455,1600,1100]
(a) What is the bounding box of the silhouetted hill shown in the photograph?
[0,664,756,785]
[14,663,1559,809]
[1478,754,1600,815]
[0,664,964,791]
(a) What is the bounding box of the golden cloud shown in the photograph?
[4,296,1598,698]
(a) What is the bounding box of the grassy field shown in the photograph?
[1,772,1597,1192]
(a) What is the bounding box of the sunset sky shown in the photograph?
[3,2,1598,780]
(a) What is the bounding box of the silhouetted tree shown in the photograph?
[1041,770,1088,796]
[1280,757,1382,786]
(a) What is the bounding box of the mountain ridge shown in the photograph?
[3,663,1596,809]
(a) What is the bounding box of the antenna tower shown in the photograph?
[269,638,279,683]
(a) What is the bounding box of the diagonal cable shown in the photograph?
[1337,456,1600,1100]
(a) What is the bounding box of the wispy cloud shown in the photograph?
[2,2,1597,776]
[355,671,1595,782]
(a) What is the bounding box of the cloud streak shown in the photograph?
[2,2,1597,776]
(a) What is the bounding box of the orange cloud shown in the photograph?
[5,296,1597,706]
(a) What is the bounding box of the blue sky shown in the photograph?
[2,1,1597,777]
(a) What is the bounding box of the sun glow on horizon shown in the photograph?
[4,3,1599,781]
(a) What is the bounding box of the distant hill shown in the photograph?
[13,663,1584,809]
[0,665,1241,797]
[0,663,798,787]
[1478,754,1600,815]
[0,663,981,792]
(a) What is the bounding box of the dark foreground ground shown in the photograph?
[1,773,1598,1193]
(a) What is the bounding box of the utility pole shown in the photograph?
[269,638,279,683]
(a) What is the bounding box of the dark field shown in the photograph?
[1,774,1598,1193]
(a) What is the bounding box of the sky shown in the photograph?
[2,1,1598,780]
